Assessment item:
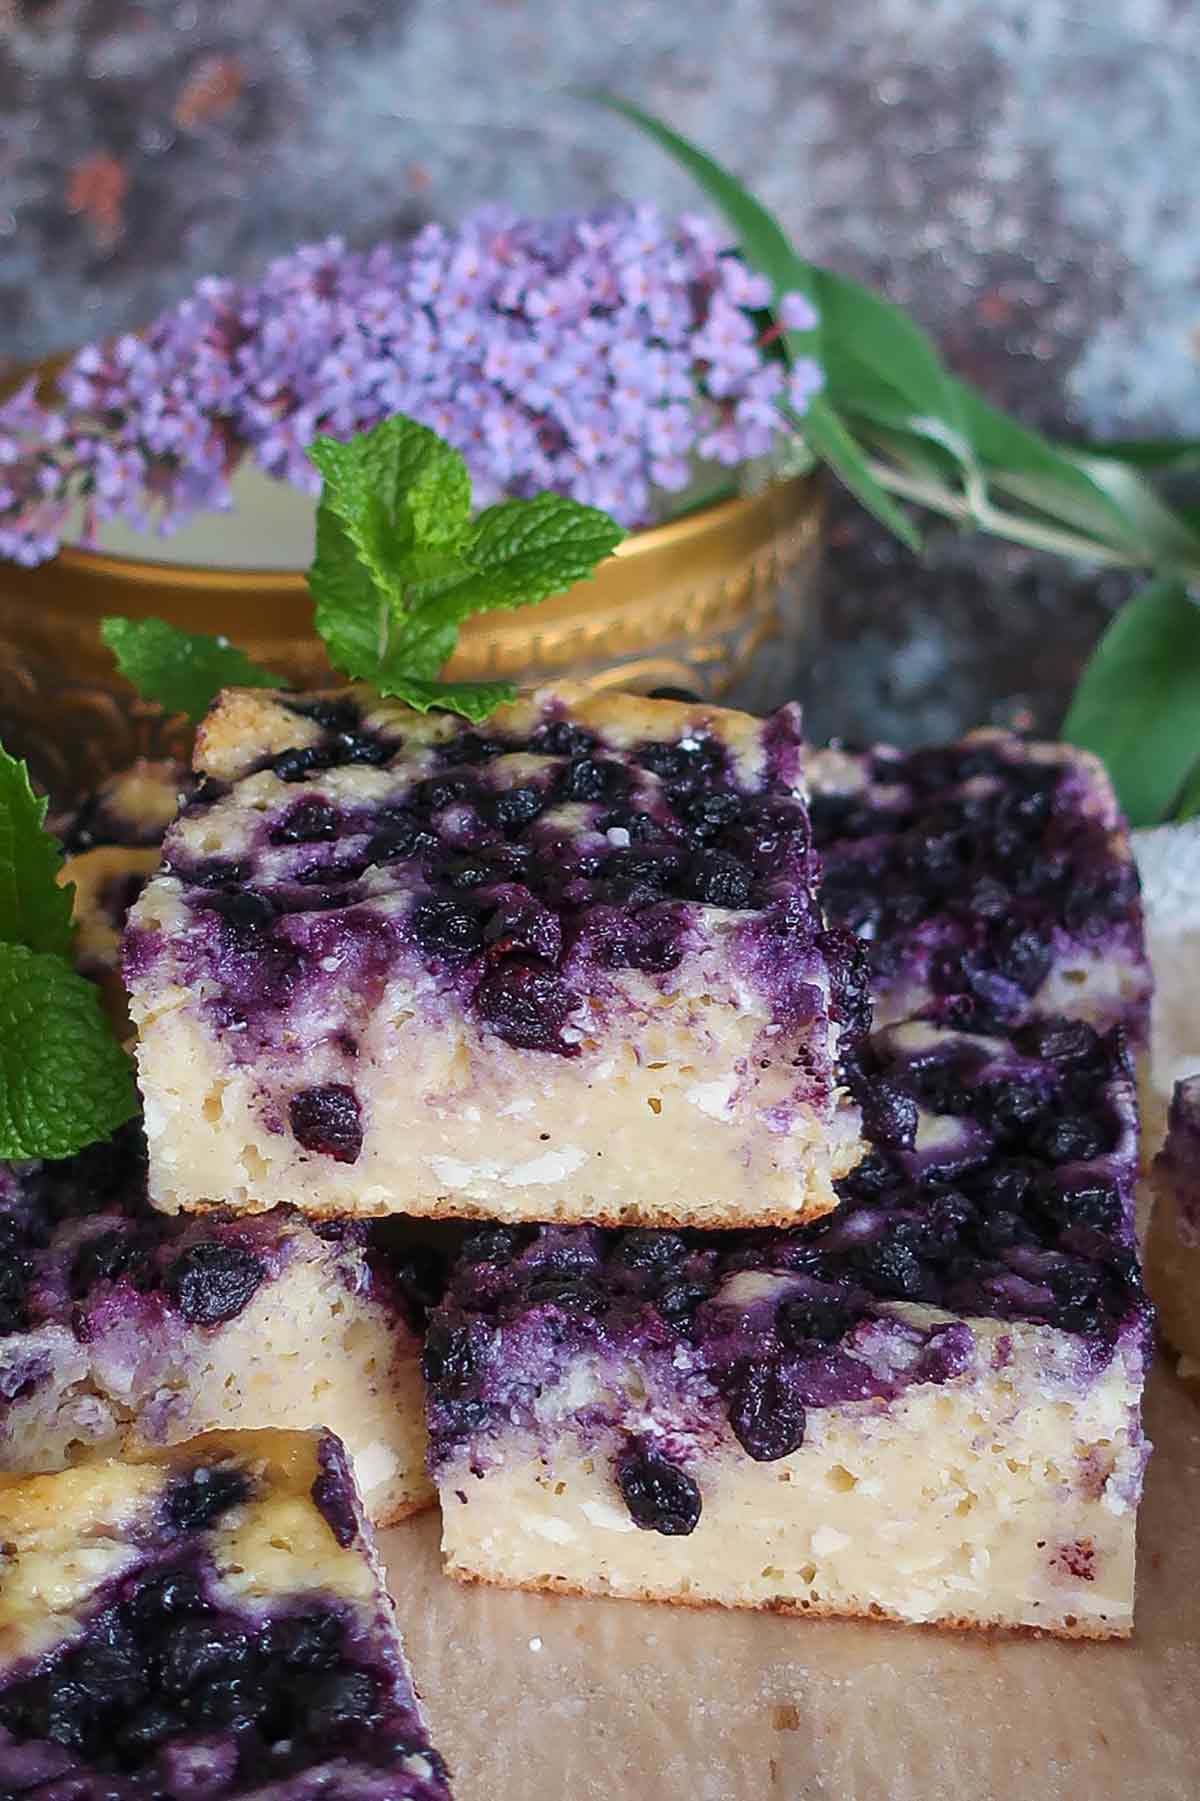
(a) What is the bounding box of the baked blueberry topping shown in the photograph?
[310,1434,360,1548]
[727,1361,807,1461]
[411,896,485,960]
[270,799,340,845]
[615,1443,702,1535]
[474,957,577,1052]
[164,1243,266,1327]
[289,1085,363,1163]
[164,1465,251,1533]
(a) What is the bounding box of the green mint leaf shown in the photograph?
[388,494,626,677]
[309,419,472,608]
[1062,576,1200,827]
[0,745,75,958]
[0,942,138,1159]
[375,674,519,722]
[102,617,285,724]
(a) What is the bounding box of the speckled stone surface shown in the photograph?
[2,0,1198,739]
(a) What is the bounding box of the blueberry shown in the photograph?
[776,1292,852,1347]
[852,1237,925,1298]
[474,957,576,1052]
[301,1669,381,1741]
[411,897,485,960]
[433,852,496,891]
[970,1161,1034,1213]
[559,756,630,803]
[270,799,340,845]
[615,1443,702,1535]
[365,812,432,865]
[185,1670,267,1731]
[165,1242,266,1326]
[116,1701,182,1756]
[684,848,754,909]
[676,789,742,843]
[414,774,476,814]
[127,1570,210,1628]
[287,1085,363,1164]
[66,1613,145,1710]
[0,1256,32,1336]
[527,1274,606,1314]
[334,732,391,768]
[1015,1018,1100,1064]
[161,1620,252,1697]
[262,1607,344,1670]
[443,731,506,765]
[597,807,657,842]
[531,720,596,758]
[860,1082,918,1151]
[656,1279,712,1323]
[636,739,720,786]
[727,1362,806,1461]
[486,785,545,832]
[460,1225,523,1266]
[975,1209,1028,1252]
[1047,1262,1105,1333]
[165,1465,251,1534]
[993,925,1052,995]
[603,847,685,901]
[819,927,872,1043]
[295,856,366,886]
[610,1230,689,1274]
[484,898,562,963]
[964,875,1010,920]
[1045,1178,1123,1231]
[986,1080,1046,1137]
[273,745,332,783]
[181,856,252,889]
[422,1322,479,1397]
[203,888,277,939]
[835,1148,898,1203]
[1036,1113,1109,1163]
[290,697,361,734]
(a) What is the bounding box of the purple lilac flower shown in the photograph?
[0,207,822,563]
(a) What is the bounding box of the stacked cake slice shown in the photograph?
[105,694,1152,1642]
[125,687,868,1228]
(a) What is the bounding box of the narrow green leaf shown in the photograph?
[0,745,75,957]
[1061,576,1200,826]
[1074,437,1200,472]
[101,617,285,724]
[801,398,921,552]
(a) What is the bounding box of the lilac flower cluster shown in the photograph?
[0,206,821,565]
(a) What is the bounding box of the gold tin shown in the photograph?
[0,473,822,799]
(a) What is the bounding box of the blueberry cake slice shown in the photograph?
[49,757,186,855]
[1145,1075,1200,1376]
[428,1014,1150,1637]
[0,1125,436,1527]
[126,687,868,1228]
[0,1428,452,1798]
[808,731,1150,1044]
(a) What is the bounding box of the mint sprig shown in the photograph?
[101,617,285,726]
[0,745,76,957]
[0,745,138,1161]
[308,416,625,720]
[0,944,138,1160]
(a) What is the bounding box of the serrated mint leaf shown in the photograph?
[0,745,75,958]
[308,418,472,611]
[390,494,626,677]
[102,617,285,724]
[310,417,625,703]
[0,943,138,1159]
[376,675,519,721]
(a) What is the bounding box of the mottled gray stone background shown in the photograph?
[2,0,1198,741]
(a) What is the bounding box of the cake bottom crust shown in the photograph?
[437,1320,1145,1641]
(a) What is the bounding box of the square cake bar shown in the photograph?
[126,686,869,1229]
[0,1429,452,1798]
[807,730,1150,1044]
[0,1124,435,1527]
[427,1014,1150,1637]
[1145,1075,1200,1376]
